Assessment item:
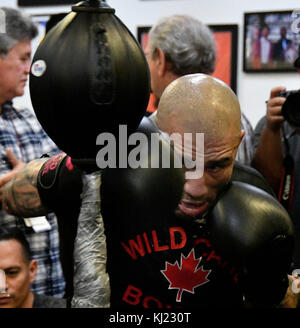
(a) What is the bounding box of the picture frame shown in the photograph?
[243,10,300,73]
[18,0,77,6]
[209,24,238,94]
[137,24,238,114]
[137,26,152,53]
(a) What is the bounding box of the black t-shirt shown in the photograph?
[103,202,244,308]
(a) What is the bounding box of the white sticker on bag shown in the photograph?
[31,60,47,77]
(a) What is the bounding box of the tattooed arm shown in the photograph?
[1,158,48,217]
[2,153,83,218]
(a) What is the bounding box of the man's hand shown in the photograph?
[252,86,287,190]
[265,86,286,132]
[0,148,25,203]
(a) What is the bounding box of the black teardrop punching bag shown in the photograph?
[30,0,150,161]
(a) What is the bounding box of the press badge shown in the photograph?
[24,216,51,233]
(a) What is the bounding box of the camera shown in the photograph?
[279,89,300,128]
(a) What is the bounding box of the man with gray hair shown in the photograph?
[145,14,254,165]
[0,7,65,298]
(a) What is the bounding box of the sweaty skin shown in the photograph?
[156,74,241,140]
[156,74,244,219]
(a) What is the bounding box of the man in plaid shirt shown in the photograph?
[0,7,65,297]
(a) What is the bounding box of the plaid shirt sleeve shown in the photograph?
[0,104,65,297]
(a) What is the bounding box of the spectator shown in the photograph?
[0,227,66,308]
[252,86,300,272]
[144,14,254,165]
[0,7,65,297]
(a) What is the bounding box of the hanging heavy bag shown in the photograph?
[30,0,150,163]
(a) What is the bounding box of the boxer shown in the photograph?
[2,74,298,307]
[102,74,296,307]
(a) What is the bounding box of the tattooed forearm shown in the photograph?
[2,158,48,217]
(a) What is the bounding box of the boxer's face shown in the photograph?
[175,129,242,220]
[0,239,37,308]
[0,39,32,102]
[155,73,243,220]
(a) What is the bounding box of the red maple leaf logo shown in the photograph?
[161,249,211,302]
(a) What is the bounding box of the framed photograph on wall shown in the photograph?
[209,24,238,94]
[137,23,238,103]
[243,10,300,72]
[18,0,77,6]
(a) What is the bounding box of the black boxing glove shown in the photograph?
[102,127,184,223]
[209,181,294,307]
[37,153,83,301]
[37,153,83,213]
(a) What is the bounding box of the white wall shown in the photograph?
[4,0,300,128]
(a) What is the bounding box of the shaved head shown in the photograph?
[156,74,242,144]
[154,74,244,220]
